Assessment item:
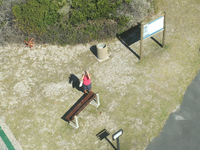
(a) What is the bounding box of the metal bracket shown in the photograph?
[68,93,100,129]
[69,116,79,129]
[90,93,100,108]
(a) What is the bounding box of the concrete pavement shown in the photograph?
[146,70,200,150]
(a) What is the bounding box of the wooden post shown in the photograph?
[140,23,144,60]
[162,12,166,48]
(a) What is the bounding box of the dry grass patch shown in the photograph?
[1,0,200,149]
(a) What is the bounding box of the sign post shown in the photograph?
[112,129,123,150]
[140,23,144,59]
[162,12,166,48]
[140,12,166,59]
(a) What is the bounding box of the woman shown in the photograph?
[81,70,92,94]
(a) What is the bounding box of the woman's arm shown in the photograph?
[86,71,91,79]
[88,74,91,79]
[81,73,85,80]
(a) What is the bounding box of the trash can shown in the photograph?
[97,43,108,60]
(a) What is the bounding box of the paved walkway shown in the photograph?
[0,117,23,150]
[0,126,14,150]
[146,71,200,150]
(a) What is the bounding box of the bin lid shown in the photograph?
[97,43,106,49]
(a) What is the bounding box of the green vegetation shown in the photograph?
[69,0,121,24]
[12,0,61,34]
[0,21,6,29]
[12,0,150,45]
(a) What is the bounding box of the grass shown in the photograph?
[1,0,200,149]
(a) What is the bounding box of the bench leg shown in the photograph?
[69,116,79,129]
[90,93,100,108]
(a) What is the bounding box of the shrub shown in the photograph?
[69,0,122,24]
[12,0,63,34]
[118,16,129,26]
[11,0,154,45]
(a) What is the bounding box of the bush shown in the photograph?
[69,0,122,24]
[118,16,129,26]
[11,0,154,45]
[12,0,62,34]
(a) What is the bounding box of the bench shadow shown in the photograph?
[90,45,98,58]
[61,93,87,122]
[69,74,84,93]
[116,25,141,59]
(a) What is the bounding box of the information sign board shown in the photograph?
[143,16,164,39]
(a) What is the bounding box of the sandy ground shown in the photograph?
[0,0,200,149]
[0,40,143,149]
[0,35,171,150]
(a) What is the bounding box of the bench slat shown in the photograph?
[65,92,96,121]
[71,94,96,120]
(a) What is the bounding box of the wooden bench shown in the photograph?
[62,91,100,129]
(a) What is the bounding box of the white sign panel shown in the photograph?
[112,129,123,140]
[143,16,164,39]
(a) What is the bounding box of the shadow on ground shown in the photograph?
[116,25,141,59]
[150,37,163,48]
[69,74,84,93]
[90,45,98,58]
[116,24,164,59]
